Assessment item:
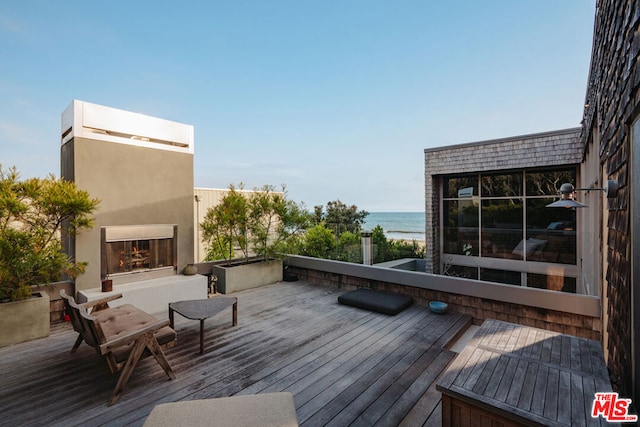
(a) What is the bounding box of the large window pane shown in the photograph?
[481,172,522,197]
[443,200,479,255]
[443,175,478,198]
[526,198,576,264]
[442,264,478,279]
[481,199,523,259]
[480,268,521,285]
[527,273,576,293]
[526,169,576,196]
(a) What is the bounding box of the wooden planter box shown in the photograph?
[0,292,50,347]
[213,258,283,294]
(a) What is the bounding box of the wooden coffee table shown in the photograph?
[169,297,237,354]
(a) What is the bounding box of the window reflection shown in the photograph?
[481,199,523,259]
[526,199,576,264]
[527,273,576,293]
[526,169,576,196]
[443,200,479,255]
[443,175,478,198]
[481,173,522,197]
[480,268,522,285]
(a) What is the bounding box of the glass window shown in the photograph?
[481,172,523,197]
[527,273,576,293]
[526,198,576,264]
[443,199,479,255]
[440,166,579,292]
[481,199,523,259]
[443,264,478,279]
[443,175,478,198]
[526,169,576,196]
[480,268,522,285]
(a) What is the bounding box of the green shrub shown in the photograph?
[0,166,99,301]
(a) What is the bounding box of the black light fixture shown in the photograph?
[546,180,619,209]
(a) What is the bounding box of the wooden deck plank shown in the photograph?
[340,316,462,426]
[375,350,456,426]
[0,281,471,427]
[299,311,458,425]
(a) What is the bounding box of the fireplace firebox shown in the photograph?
[101,225,177,283]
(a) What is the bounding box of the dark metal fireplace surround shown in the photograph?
[101,225,177,284]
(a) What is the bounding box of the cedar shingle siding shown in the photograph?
[581,0,639,398]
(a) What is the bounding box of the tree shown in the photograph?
[337,230,361,263]
[301,223,336,258]
[248,185,310,261]
[312,200,368,237]
[0,166,99,301]
[201,184,310,263]
[201,184,249,263]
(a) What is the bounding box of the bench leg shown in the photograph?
[232,301,237,326]
[70,333,83,353]
[110,333,149,406]
[109,332,175,406]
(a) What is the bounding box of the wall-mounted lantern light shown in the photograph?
[546,180,619,209]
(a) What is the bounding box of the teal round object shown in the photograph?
[429,301,448,314]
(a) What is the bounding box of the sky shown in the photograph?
[1,0,596,212]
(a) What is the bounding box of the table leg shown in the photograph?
[169,307,174,329]
[232,301,238,326]
[200,318,205,354]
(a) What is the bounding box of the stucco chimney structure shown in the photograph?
[60,100,195,292]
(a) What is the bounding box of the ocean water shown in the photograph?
[363,212,425,242]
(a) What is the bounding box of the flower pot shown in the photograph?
[183,264,198,276]
[213,258,283,294]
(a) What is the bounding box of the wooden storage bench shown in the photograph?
[437,319,615,426]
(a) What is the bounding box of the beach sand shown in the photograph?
[389,238,426,248]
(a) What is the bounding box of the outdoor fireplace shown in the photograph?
[101,224,177,284]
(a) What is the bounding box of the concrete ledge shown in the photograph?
[143,392,298,427]
[286,256,601,317]
[78,274,207,316]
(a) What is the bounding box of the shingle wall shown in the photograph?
[581,0,639,398]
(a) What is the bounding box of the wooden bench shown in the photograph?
[437,319,614,426]
[60,290,177,405]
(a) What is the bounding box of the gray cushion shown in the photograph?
[338,288,413,315]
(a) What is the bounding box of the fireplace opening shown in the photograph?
[101,225,177,282]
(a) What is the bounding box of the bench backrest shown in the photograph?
[60,290,118,371]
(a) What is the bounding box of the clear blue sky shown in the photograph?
[1,1,595,212]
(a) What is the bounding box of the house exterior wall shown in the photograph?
[581,0,639,401]
[60,101,195,292]
[194,187,233,262]
[423,128,583,274]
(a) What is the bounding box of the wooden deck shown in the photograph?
[0,281,471,427]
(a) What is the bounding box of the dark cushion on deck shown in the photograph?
[338,288,413,315]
